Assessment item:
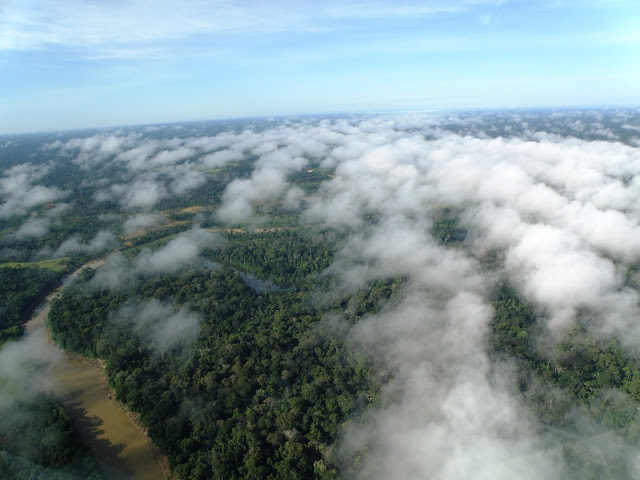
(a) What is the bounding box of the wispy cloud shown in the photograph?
[112,299,202,354]
[0,164,66,219]
[0,0,500,57]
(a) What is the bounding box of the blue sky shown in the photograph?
[1,0,639,134]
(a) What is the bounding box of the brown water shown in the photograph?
[24,258,166,480]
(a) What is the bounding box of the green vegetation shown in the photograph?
[431,207,467,246]
[49,265,387,479]
[4,113,640,479]
[0,266,67,346]
[489,282,640,478]
[0,393,103,480]
[0,257,70,272]
[209,229,339,285]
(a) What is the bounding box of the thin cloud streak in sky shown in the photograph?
[0,1,499,53]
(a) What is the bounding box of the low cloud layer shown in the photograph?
[8,204,70,240]
[87,227,221,292]
[344,291,561,479]
[42,120,346,215]
[53,230,118,257]
[112,299,202,353]
[5,109,640,478]
[122,213,163,234]
[0,164,66,219]
[287,113,640,478]
[0,325,61,410]
[134,227,218,274]
[299,126,640,339]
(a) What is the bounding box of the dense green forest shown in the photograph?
[4,111,640,479]
[43,222,405,478]
[48,262,392,479]
[209,229,339,286]
[0,266,69,346]
[0,393,103,480]
[5,203,640,479]
[42,214,640,479]
[489,283,640,479]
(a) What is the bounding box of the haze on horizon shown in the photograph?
[1,0,639,135]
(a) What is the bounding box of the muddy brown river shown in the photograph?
[24,259,166,480]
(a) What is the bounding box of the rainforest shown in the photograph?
[3,110,640,479]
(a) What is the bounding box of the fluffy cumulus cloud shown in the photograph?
[281,112,640,478]
[11,216,52,239]
[9,203,70,239]
[113,299,202,353]
[85,252,131,292]
[122,213,163,234]
[49,130,209,171]
[134,227,218,275]
[168,164,207,195]
[217,167,290,223]
[87,227,221,292]
[297,123,640,336]
[0,318,61,409]
[343,292,562,480]
[215,123,357,223]
[53,230,118,257]
[123,178,166,209]
[43,121,346,221]
[201,149,243,168]
[0,164,66,218]
[149,146,196,167]
[95,175,167,210]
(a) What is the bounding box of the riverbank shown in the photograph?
[66,350,173,479]
[24,258,169,480]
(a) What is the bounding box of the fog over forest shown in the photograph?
[2,108,640,479]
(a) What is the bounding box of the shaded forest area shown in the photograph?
[0,393,103,480]
[0,266,69,346]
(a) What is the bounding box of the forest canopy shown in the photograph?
[2,109,640,479]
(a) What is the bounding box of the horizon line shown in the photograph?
[2,102,639,137]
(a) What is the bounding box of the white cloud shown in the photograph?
[122,213,163,234]
[97,177,167,210]
[11,216,51,239]
[201,149,243,168]
[113,299,202,353]
[0,325,61,409]
[134,228,219,275]
[149,147,196,166]
[0,164,66,218]
[169,164,207,195]
[54,230,118,257]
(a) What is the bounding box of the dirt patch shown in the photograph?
[178,205,204,214]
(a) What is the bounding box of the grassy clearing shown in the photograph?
[178,205,204,214]
[0,257,70,272]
